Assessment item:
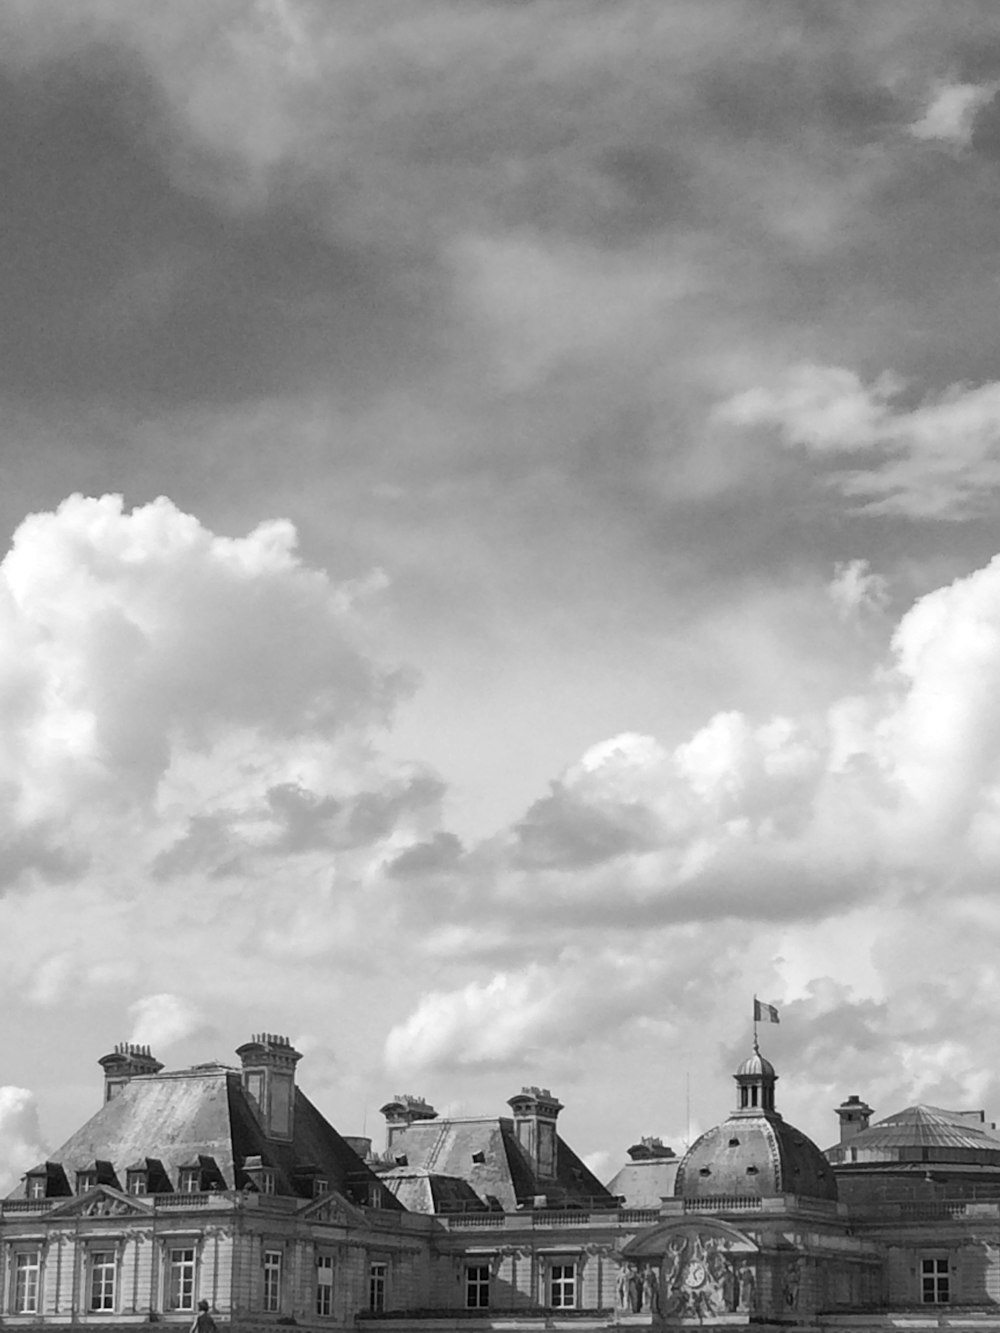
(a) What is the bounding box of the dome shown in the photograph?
[736,1052,775,1079]
[674,1046,837,1204]
[674,1114,838,1202]
[826,1104,1000,1166]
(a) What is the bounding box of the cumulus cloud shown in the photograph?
[383,544,1000,1108]
[0,493,418,878]
[129,993,206,1050]
[384,950,690,1077]
[716,364,1000,518]
[0,1087,45,1194]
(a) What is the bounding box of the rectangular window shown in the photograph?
[466,1264,490,1309]
[167,1247,196,1311]
[127,1171,148,1196]
[179,1168,201,1194]
[258,1169,276,1195]
[26,1176,46,1200]
[14,1251,41,1314]
[369,1262,386,1313]
[316,1254,334,1317]
[313,1177,328,1197]
[90,1251,116,1312]
[263,1250,282,1314]
[549,1263,577,1309]
[922,1258,950,1305]
[76,1170,97,1194]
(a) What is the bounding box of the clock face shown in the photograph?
[686,1262,707,1289]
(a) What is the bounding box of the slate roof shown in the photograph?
[11,1062,400,1208]
[605,1156,680,1208]
[379,1166,489,1214]
[675,1110,838,1202]
[825,1104,1000,1167]
[377,1116,616,1213]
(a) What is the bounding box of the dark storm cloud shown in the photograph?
[0,57,436,411]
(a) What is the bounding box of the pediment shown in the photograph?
[48,1186,152,1219]
[299,1190,365,1226]
[623,1218,758,1260]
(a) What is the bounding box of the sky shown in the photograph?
[6,0,1000,1190]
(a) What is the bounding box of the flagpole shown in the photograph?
[752,994,759,1053]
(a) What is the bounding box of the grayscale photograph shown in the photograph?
[0,3,997,1328]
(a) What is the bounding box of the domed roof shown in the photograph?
[674,1046,837,1204]
[736,1051,775,1079]
[826,1105,1000,1166]
[675,1114,838,1202]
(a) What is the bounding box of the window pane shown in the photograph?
[466,1264,490,1309]
[550,1263,576,1309]
[263,1251,282,1313]
[168,1248,196,1311]
[90,1252,116,1311]
[316,1255,334,1317]
[15,1253,40,1314]
[369,1262,386,1312]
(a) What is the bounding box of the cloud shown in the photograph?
[0,493,414,876]
[828,560,889,621]
[128,994,206,1050]
[383,542,1000,1096]
[0,1087,45,1195]
[911,81,997,145]
[383,953,682,1077]
[716,364,1000,518]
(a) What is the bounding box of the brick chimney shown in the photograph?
[835,1094,874,1144]
[379,1094,438,1151]
[507,1086,563,1179]
[235,1033,302,1141]
[98,1043,163,1103]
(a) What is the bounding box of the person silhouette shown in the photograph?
[190,1300,217,1333]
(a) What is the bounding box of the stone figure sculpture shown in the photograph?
[737,1259,756,1313]
[642,1263,660,1314]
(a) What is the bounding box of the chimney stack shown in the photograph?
[379,1095,438,1151]
[98,1043,163,1103]
[507,1086,563,1180]
[235,1033,302,1141]
[835,1094,874,1144]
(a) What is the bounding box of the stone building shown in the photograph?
[5,1030,1000,1331]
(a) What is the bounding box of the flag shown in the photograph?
[754,998,780,1024]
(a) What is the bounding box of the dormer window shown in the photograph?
[26,1175,47,1199]
[127,1170,148,1196]
[313,1178,328,1198]
[76,1170,97,1193]
[178,1168,201,1194]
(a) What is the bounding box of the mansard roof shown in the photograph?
[379,1166,489,1214]
[9,1063,400,1208]
[378,1115,615,1212]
